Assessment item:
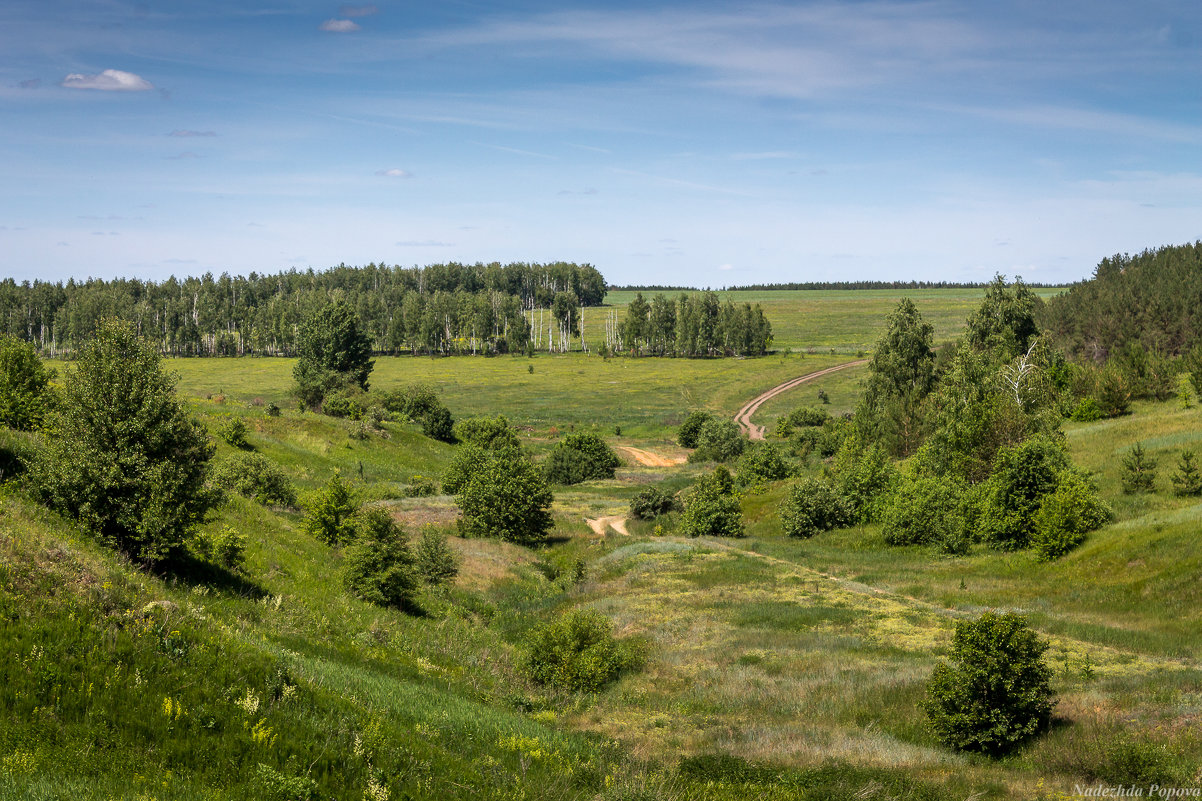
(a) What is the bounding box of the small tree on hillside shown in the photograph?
[677,410,714,449]
[30,319,217,563]
[544,432,621,485]
[923,612,1054,756]
[689,418,745,463]
[679,467,743,538]
[293,301,374,411]
[343,507,418,610]
[1120,444,1157,494]
[307,473,359,545]
[1171,450,1202,497]
[855,298,936,457]
[456,451,554,544]
[0,334,53,431]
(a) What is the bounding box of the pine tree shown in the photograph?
[1120,444,1157,494]
[1171,450,1202,497]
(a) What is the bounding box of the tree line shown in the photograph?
[0,261,605,357]
[606,291,772,357]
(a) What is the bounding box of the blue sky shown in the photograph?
[2,1,1200,286]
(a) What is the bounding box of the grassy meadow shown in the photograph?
[4,285,1201,799]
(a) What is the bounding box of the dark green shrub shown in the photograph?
[976,435,1070,550]
[923,612,1054,755]
[735,442,792,487]
[305,473,358,545]
[1171,450,1202,496]
[544,432,621,485]
[522,609,640,692]
[211,452,298,507]
[321,390,364,420]
[404,475,438,497]
[0,334,53,431]
[1098,736,1187,786]
[266,401,281,417]
[194,525,248,572]
[629,486,678,520]
[456,450,553,544]
[831,438,897,523]
[781,477,851,538]
[880,476,970,554]
[413,529,459,587]
[689,418,745,463]
[679,468,743,538]
[677,410,714,448]
[292,301,373,410]
[787,406,830,428]
[452,415,520,450]
[1031,471,1111,560]
[421,405,455,442]
[216,416,251,449]
[382,384,456,442]
[342,507,418,610]
[30,319,217,563]
[1120,444,1157,494]
[1094,364,1131,417]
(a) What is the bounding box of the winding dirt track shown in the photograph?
[617,446,686,468]
[734,360,869,440]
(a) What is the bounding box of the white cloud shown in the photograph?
[320,19,360,33]
[376,168,412,178]
[61,69,153,91]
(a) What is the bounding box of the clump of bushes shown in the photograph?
[0,334,54,431]
[781,476,850,538]
[830,437,896,523]
[212,452,298,507]
[1030,471,1112,560]
[629,486,678,520]
[923,612,1054,756]
[773,406,829,437]
[880,476,972,555]
[452,414,520,450]
[679,467,743,538]
[306,473,359,545]
[523,609,641,692]
[543,432,621,485]
[342,507,418,610]
[194,525,248,572]
[688,419,746,463]
[380,383,455,442]
[735,442,792,488]
[216,416,251,449]
[677,410,714,448]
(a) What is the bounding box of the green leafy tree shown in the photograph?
[293,301,374,410]
[735,442,792,488]
[881,475,972,555]
[965,275,1041,358]
[0,334,53,431]
[677,410,714,448]
[679,468,743,538]
[413,529,460,586]
[781,476,851,538]
[923,612,1054,756]
[689,418,746,463]
[1120,444,1157,494]
[30,319,217,563]
[211,452,298,507]
[1171,450,1202,497]
[976,435,1070,550]
[523,609,640,692]
[306,473,359,545]
[452,415,521,450]
[342,507,418,610]
[629,486,678,520]
[456,451,554,543]
[830,437,897,523]
[1031,471,1111,560]
[544,432,621,485]
[855,298,936,456]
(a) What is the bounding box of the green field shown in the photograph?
[6,286,1200,800]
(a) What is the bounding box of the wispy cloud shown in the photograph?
[340,4,378,18]
[320,19,360,33]
[168,129,217,138]
[395,240,453,247]
[61,69,153,91]
[18,79,41,90]
[376,168,412,178]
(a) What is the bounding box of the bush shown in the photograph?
[452,415,521,450]
[0,334,53,431]
[1120,444,1157,494]
[677,410,714,448]
[421,405,455,442]
[1031,471,1111,560]
[306,474,359,545]
[976,435,1070,550]
[404,475,438,497]
[787,406,829,429]
[266,401,282,417]
[321,390,364,420]
[342,507,418,610]
[413,529,459,587]
[679,468,743,538]
[1094,364,1131,418]
[544,432,621,485]
[30,319,217,563]
[923,612,1054,756]
[212,452,298,507]
[195,525,248,572]
[880,476,970,554]
[830,438,896,523]
[689,418,746,463]
[292,301,373,410]
[456,450,554,544]
[522,609,640,692]
[216,416,251,448]
[781,477,851,538]
[629,486,678,520]
[1069,397,1103,422]
[1171,450,1202,496]
[735,442,792,488]
[381,384,455,442]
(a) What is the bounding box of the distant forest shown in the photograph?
[612,280,1063,292]
[0,262,606,357]
[1041,242,1202,361]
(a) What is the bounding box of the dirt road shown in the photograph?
[586,515,630,536]
[617,446,686,468]
[733,360,868,439]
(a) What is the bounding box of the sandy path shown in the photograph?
[586,515,630,536]
[617,446,686,468]
[734,360,868,440]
